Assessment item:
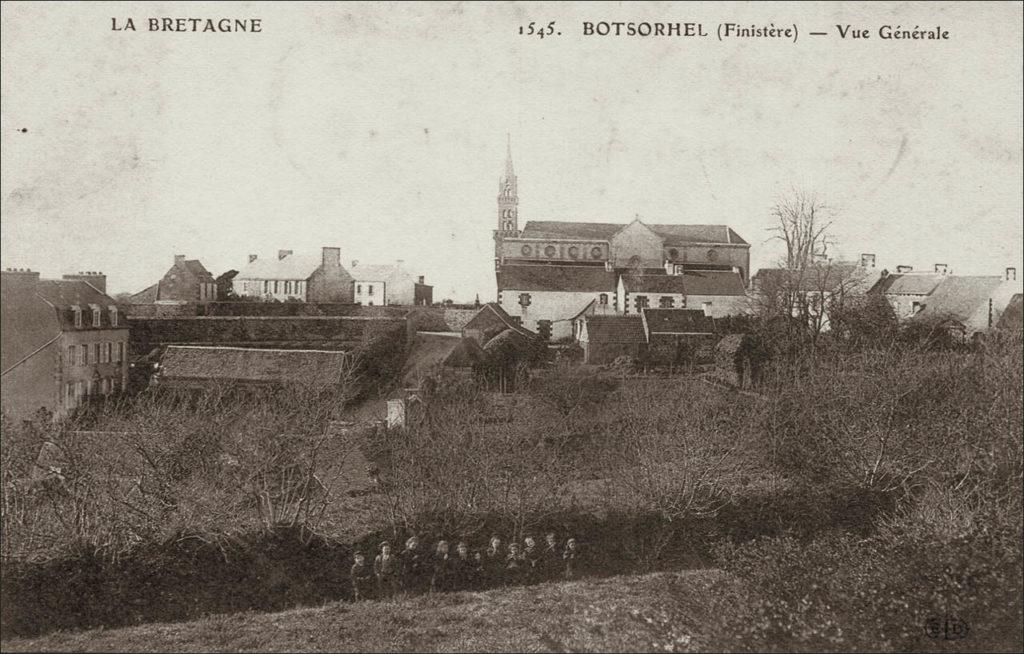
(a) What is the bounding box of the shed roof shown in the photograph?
[584,315,647,344]
[643,308,716,334]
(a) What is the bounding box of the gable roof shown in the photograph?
[519,220,747,245]
[622,270,747,296]
[874,273,944,296]
[583,315,647,344]
[158,345,349,388]
[235,253,323,281]
[464,303,536,339]
[497,264,617,292]
[913,276,1005,322]
[34,279,116,309]
[752,262,880,293]
[350,264,407,282]
[178,260,215,282]
[996,294,1023,330]
[642,308,716,335]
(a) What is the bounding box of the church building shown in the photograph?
[492,139,751,340]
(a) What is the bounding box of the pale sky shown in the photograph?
[2,1,1022,300]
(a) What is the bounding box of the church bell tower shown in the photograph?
[494,134,520,269]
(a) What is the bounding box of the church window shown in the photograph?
[599,293,608,306]
[659,296,675,308]
[519,293,531,307]
[520,244,532,256]
[591,246,603,259]
[544,245,556,257]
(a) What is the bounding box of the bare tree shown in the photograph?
[769,189,835,270]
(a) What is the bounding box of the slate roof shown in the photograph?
[464,302,537,339]
[235,253,324,280]
[350,264,402,282]
[996,294,1023,330]
[874,273,944,296]
[583,316,647,344]
[622,271,746,296]
[752,262,879,293]
[158,345,350,387]
[519,221,747,245]
[497,265,618,292]
[643,308,716,334]
[913,276,1005,322]
[180,260,216,282]
[34,280,123,330]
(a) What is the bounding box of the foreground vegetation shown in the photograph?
[1,328,1021,651]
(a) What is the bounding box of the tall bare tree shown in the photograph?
[769,189,835,270]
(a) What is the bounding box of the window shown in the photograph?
[263,280,270,294]
[634,295,649,311]
[273,280,280,294]
[537,320,552,341]
[911,301,922,316]
[111,379,121,394]
[356,284,362,294]
[108,306,118,327]
[72,306,83,328]
[92,343,100,364]
[105,343,112,363]
[75,380,84,398]
[66,382,76,407]
[368,285,375,296]
[114,342,124,363]
[91,305,101,327]
[598,293,608,306]
[659,296,675,308]
[702,301,713,316]
[79,344,87,365]
[67,345,76,365]
[519,293,531,307]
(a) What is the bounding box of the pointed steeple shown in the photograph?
[504,133,515,178]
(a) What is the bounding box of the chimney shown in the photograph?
[248,254,258,263]
[1,268,41,291]
[896,265,913,274]
[174,254,186,263]
[277,249,293,260]
[417,275,425,285]
[860,253,876,268]
[321,247,341,268]
[351,260,359,268]
[934,263,949,275]
[1007,267,1017,281]
[62,271,107,293]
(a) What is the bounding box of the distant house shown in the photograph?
[462,302,536,347]
[350,261,432,306]
[153,345,350,392]
[910,269,1022,337]
[130,255,218,304]
[619,269,747,318]
[2,269,128,420]
[870,264,949,319]
[750,254,884,330]
[232,247,354,303]
[578,315,647,365]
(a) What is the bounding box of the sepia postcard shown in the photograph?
[1,1,1021,652]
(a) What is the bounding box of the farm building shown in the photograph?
[578,315,647,365]
[153,345,351,393]
[641,308,717,366]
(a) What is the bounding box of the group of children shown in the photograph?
[349,532,581,600]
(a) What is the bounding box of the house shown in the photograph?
[578,315,647,365]
[2,268,128,420]
[462,302,538,346]
[496,265,619,340]
[750,254,885,330]
[641,308,718,366]
[909,268,1022,337]
[153,345,351,392]
[619,269,748,317]
[870,263,949,319]
[232,247,354,303]
[350,260,431,306]
[129,255,218,304]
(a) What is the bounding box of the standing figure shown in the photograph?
[523,535,540,583]
[350,551,375,601]
[483,534,504,588]
[563,537,580,580]
[450,540,476,591]
[374,541,400,598]
[400,535,428,594]
[505,541,527,586]
[430,540,452,593]
[541,532,561,580]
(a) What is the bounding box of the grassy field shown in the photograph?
[0,569,743,653]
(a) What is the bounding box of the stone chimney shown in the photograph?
[896,265,913,274]
[321,247,341,268]
[174,254,186,263]
[277,249,293,260]
[1,268,41,291]
[860,253,876,268]
[62,271,107,293]
[248,254,258,263]
[1007,267,1017,282]
[934,263,949,275]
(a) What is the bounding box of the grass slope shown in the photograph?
[1,569,741,653]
